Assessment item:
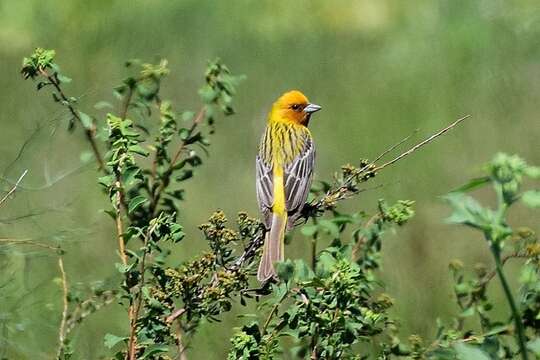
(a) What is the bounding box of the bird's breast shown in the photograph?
[259,122,310,166]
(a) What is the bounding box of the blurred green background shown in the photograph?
[1,0,539,358]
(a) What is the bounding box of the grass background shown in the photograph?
[0,1,539,358]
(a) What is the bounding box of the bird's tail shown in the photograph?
[257,212,287,282]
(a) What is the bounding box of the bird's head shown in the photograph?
[270,90,321,126]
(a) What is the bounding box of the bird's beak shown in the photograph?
[304,103,322,114]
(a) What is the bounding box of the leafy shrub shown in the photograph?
[3,48,536,359]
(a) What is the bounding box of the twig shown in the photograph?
[38,69,105,170]
[478,251,528,288]
[166,308,187,324]
[0,169,28,206]
[0,238,59,251]
[371,129,419,165]
[127,222,158,360]
[312,115,471,211]
[426,325,510,354]
[65,291,117,336]
[149,107,206,216]
[56,256,69,359]
[262,302,282,335]
[489,243,529,360]
[174,321,188,360]
[373,115,471,172]
[120,86,134,121]
[351,214,379,262]
[0,238,69,358]
[114,183,128,266]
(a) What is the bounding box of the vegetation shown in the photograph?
[0,47,536,359]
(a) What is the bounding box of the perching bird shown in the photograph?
[256,90,322,282]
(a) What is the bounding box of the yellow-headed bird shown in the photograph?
[256,90,322,282]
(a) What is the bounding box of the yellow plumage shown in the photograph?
[256,90,321,282]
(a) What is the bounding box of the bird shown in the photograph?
[256,90,322,282]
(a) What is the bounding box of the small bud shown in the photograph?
[449,259,464,271]
[474,263,487,277]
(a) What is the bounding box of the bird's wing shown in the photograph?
[284,135,315,222]
[256,153,273,228]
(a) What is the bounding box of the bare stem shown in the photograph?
[490,243,529,360]
[261,302,281,335]
[373,115,471,172]
[351,214,379,262]
[150,107,206,216]
[149,107,205,216]
[371,129,419,165]
[39,69,105,170]
[56,256,69,359]
[127,222,158,360]
[174,321,188,360]
[0,238,59,251]
[115,185,128,266]
[166,308,187,324]
[0,169,28,206]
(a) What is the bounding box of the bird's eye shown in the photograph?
[291,104,301,111]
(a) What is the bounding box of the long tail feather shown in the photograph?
[257,213,287,282]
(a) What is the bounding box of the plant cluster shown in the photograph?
[12,48,539,360]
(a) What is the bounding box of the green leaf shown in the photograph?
[300,225,317,237]
[94,101,113,110]
[128,195,147,214]
[104,333,127,349]
[454,343,490,360]
[79,151,94,164]
[459,307,475,318]
[527,337,540,356]
[122,166,141,186]
[318,219,341,238]
[182,111,195,122]
[57,74,72,84]
[521,190,540,208]
[140,345,169,359]
[450,177,490,193]
[443,192,494,230]
[114,262,132,274]
[78,111,93,129]
[276,259,295,282]
[98,175,114,187]
[294,259,314,282]
[524,166,540,179]
[128,144,149,156]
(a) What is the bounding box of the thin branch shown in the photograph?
[115,183,128,266]
[0,169,28,206]
[262,301,282,335]
[351,214,379,262]
[127,222,158,360]
[65,291,117,336]
[370,129,419,165]
[149,107,206,216]
[0,237,69,358]
[426,325,510,354]
[373,115,471,172]
[120,86,134,121]
[312,114,471,211]
[0,238,59,251]
[166,308,186,324]
[478,251,529,288]
[169,108,206,169]
[56,256,69,359]
[39,69,105,170]
[174,321,188,360]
